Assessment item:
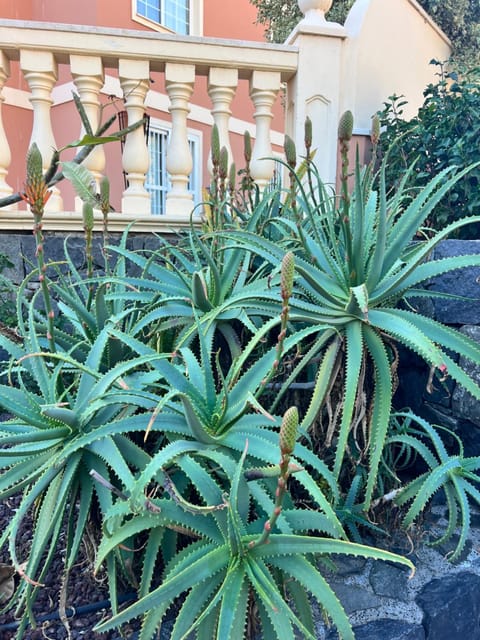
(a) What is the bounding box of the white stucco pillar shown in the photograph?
[286,0,346,187]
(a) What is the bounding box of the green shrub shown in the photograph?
[377,60,480,238]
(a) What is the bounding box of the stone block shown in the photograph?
[452,325,480,427]
[429,240,480,325]
[0,234,24,283]
[369,560,410,601]
[416,572,480,639]
[329,581,382,614]
[326,619,425,640]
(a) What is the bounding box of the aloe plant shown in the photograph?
[386,411,480,561]
[0,299,164,636]
[93,411,414,640]
[100,175,290,358]
[105,278,343,534]
[222,119,480,508]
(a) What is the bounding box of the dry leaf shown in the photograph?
[0,563,15,604]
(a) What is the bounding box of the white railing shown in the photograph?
[0,20,301,230]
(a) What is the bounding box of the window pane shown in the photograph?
[145,127,168,215]
[163,0,189,35]
[137,0,161,24]
[137,0,189,34]
[146,125,199,215]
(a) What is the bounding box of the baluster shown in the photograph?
[165,63,195,216]
[249,70,281,190]
[0,52,15,209]
[119,59,150,214]
[71,55,105,212]
[20,50,63,211]
[207,67,238,176]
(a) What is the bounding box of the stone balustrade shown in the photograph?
[0,19,299,227]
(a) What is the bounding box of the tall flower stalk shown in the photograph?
[21,143,56,352]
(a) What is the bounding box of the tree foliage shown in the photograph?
[249,0,479,67]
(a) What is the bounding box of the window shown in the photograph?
[135,0,190,35]
[145,121,201,215]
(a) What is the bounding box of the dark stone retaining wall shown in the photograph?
[318,500,480,639]
[1,233,479,639]
[394,239,480,453]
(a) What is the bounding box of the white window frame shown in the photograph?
[145,118,202,216]
[132,0,203,36]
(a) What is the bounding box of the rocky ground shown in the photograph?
[1,496,480,639]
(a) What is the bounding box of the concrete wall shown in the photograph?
[342,0,452,132]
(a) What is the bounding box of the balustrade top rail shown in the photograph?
[0,20,298,80]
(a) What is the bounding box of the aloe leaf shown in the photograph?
[284,577,315,636]
[95,545,228,632]
[362,324,393,508]
[448,475,470,561]
[281,508,340,537]
[251,534,414,573]
[180,395,219,444]
[177,455,228,535]
[127,440,212,508]
[63,133,123,150]
[295,262,347,305]
[301,337,341,431]
[246,555,314,639]
[270,554,354,640]
[40,406,79,429]
[138,606,170,640]
[88,436,134,488]
[23,453,81,587]
[61,161,97,206]
[428,482,458,549]
[365,163,388,290]
[398,254,480,293]
[66,467,94,570]
[386,434,438,470]
[393,309,480,368]
[170,573,224,640]
[0,424,71,447]
[383,163,479,274]
[402,457,462,527]
[334,320,363,478]
[368,308,446,369]
[0,453,54,497]
[350,152,366,284]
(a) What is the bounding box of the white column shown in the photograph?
[71,55,105,212]
[207,67,238,176]
[165,63,195,216]
[249,70,281,190]
[20,50,63,211]
[286,0,346,186]
[119,59,150,214]
[0,52,15,209]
